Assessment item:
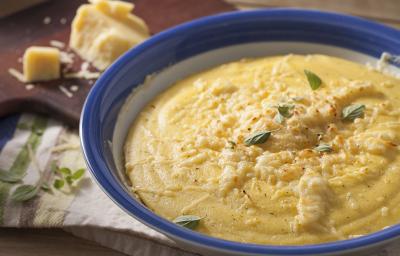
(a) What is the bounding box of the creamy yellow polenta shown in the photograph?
[124,54,400,245]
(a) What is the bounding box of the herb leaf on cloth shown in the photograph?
[11,185,39,202]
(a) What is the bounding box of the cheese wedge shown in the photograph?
[69,0,149,70]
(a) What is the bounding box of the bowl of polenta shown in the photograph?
[80,9,400,256]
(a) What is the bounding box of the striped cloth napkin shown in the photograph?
[0,113,399,256]
[0,114,196,256]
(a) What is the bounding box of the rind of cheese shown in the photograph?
[23,46,60,82]
[70,0,149,70]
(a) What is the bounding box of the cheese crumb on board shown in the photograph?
[49,40,66,49]
[69,0,150,70]
[8,68,26,82]
[64,70,101,80]
[60,17,67,24]
[64,58,100,79]
[23,46,60,82]
[25,84,35,90]
[70,85,79,92]
[60,51,75,64]
[58,85,73,98]
[43,16,51,24]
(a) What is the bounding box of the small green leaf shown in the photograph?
[0,170,23,183]
[304,70,322,90]
[274,113,285,124]
[71,169,85,180]
[314,144,332,153]
[173,215,202,230]
[277,104,294,118]
[274,104,295,124]
[53,179,64,189]
[56,167,71,176]
[244,131,272,146]
[66,176,73,185]
[41,183,51,192]
[342,104,365,121]
[11,185,38,202]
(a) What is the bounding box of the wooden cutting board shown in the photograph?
[0,0,235,127]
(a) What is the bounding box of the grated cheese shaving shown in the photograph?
[49,40,66,49]
[70,85,79,92]
[64,70,101,80]
[60,51,74,64]
[60,18,67,24]
[81,61,90,72]
[8,68,26,82]
[381,207,389,217]
[43,16,51,24]
[58,85,73,98]
[366,52,400,79]
[25,84,35,90]
[348,234,363,239]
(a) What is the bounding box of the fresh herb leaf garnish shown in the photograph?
[314,144,332,153]
[173,215,202,230]
[54,166,85,187]
[11,185,39,202]
[245,131,272,146]
[56,167,72,176]
[53,179,65,189]
[0,170,24,183]
[277,104,294,118]
[304,70,322,90]
[342,104,365,121]
[70,169,85,180]
[275,104,295,124]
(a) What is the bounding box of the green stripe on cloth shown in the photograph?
[0,116,47,224]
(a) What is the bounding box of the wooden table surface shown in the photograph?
[1,1,399,256]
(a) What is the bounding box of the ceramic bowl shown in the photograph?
[80,9,400,256]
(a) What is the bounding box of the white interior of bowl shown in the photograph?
[111,41,399,186]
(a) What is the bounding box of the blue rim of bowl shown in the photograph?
[81,9,400,255]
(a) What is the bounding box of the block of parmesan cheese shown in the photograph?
[69,0,150,71]
[23,46,60,82]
